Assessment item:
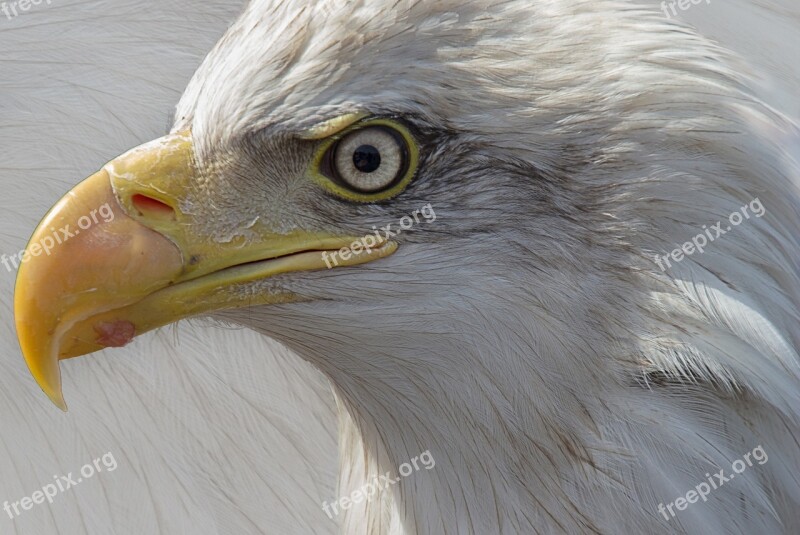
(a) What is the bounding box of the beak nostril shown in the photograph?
[131,194,176,221]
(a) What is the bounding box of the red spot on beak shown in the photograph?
[94,321,136,348]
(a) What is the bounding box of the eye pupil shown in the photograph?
[352,145,382,173]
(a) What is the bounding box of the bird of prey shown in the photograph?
[7,0,800,533]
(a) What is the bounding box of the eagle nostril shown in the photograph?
[130,194,176,221]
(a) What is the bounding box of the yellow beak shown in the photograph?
[14,132,396,410]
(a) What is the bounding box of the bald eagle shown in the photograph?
[6,0,800,533]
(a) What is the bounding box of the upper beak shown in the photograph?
[14,132,396,410]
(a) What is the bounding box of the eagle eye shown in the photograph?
[309,118,419,202]
[331,126,407,192]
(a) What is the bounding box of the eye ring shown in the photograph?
[309,119,419,202]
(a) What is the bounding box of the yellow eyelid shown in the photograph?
[299,112,368,140]
[306,117,420,203]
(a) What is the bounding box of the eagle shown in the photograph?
[7,0,800,533]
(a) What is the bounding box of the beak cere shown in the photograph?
[14,132,397,411]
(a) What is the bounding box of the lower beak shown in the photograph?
[14,132,396,410]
